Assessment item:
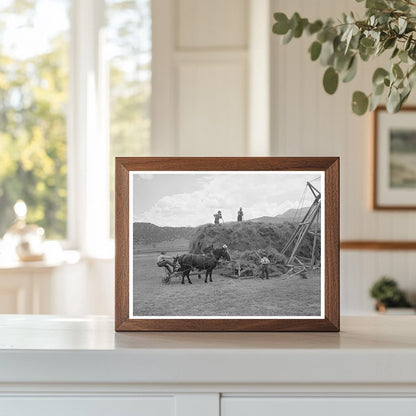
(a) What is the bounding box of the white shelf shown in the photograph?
[0,315,415,387]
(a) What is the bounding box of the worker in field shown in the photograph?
[157,251,176,275]
[213,210,223,224]
[259,254,271,280]
[237,207,243,222]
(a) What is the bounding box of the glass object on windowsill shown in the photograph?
[3,200,45,262]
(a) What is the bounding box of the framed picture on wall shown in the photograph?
[374,106,416,209]
[115,157,339,332]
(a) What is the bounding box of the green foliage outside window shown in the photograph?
[0,1,69,238]
[0,0,151,240]
[107,0,151,237]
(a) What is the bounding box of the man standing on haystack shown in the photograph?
[213,210,223,224]
[237,207,243,222]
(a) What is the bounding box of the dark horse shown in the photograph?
[177,245,231,284]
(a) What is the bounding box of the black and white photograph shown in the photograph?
[389,129,416,189]
[374,107,416,209]
[129,171,325,319]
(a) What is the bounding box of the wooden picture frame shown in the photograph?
[115,157,339,332]
[373,106,416,210]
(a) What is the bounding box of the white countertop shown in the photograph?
[0,315,415,386]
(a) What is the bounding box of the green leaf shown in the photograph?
[366,0,388,10]
[320,40,335,66]
[325,27,338,42]
[374,82,385,96]
[290,12,301,30]
[359,38,377,61]
[360,37,375,48]
[282,29,293,44]
[408,63,416,78]
[342,25,359,53]
[393,63,404,79]
[398,17,407,34]
[409,44,416,60]
[393,0,410,11]
[408,68,416,88]
[350,32,361,49]
[386,87,401,113]
[372,68,389,86]
[399,49,408,63]
[317,29,328,43]
[323,67,339,94]
[307,20,323,35]
[352,91,369,115]
[333,35,341,51]
[359,45,374,62]
[369,92,383,111]
[293,18,308,38]
[383,37,396,50]
[334,51,353,73]
[273,13,290,35]
[309,41,322,61]
[342,56,358,83]
[400,88,411,106]
[391,47,399,59]
[405,34,413,51]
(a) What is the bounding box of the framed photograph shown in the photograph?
[374,106,416,209]
[115,157,339,332]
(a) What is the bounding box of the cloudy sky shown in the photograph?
[132,172,322,227]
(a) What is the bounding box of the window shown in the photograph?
[0,0,70,239]
[0,0,151,251]
[106,0,151,237]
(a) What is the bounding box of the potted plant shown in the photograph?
[369,276,413,313]
[272,0,416,115]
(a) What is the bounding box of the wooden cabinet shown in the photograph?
[1,316,416,415]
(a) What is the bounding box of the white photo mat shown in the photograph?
[129,171,325,320]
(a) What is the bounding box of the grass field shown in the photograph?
[132,250,321,317]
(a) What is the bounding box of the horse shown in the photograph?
[177,244,231,284]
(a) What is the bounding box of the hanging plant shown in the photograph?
[272,0,416,115]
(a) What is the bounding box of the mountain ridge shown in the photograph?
[249,206,312,224]
[133,206,314,245]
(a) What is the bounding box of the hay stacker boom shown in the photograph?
[281,181,321,277]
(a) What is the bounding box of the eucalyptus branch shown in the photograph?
[272,0,416,115]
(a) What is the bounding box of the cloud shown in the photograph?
[136,173,320,227]
[138,174,153,180]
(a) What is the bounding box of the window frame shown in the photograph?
[67,0,111,257]
[1,0,152,257]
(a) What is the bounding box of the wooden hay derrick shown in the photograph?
[281,181,321,278]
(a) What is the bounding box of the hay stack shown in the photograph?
[189,221,319,256]
[189,221,320,278]
[222,247,287,278]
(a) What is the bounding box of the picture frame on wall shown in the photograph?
[115,157,339,332]
[374,106,416,210]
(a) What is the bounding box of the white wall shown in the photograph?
[271,0,416,313]
[152,0,271,156]
[22,0,415,317]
